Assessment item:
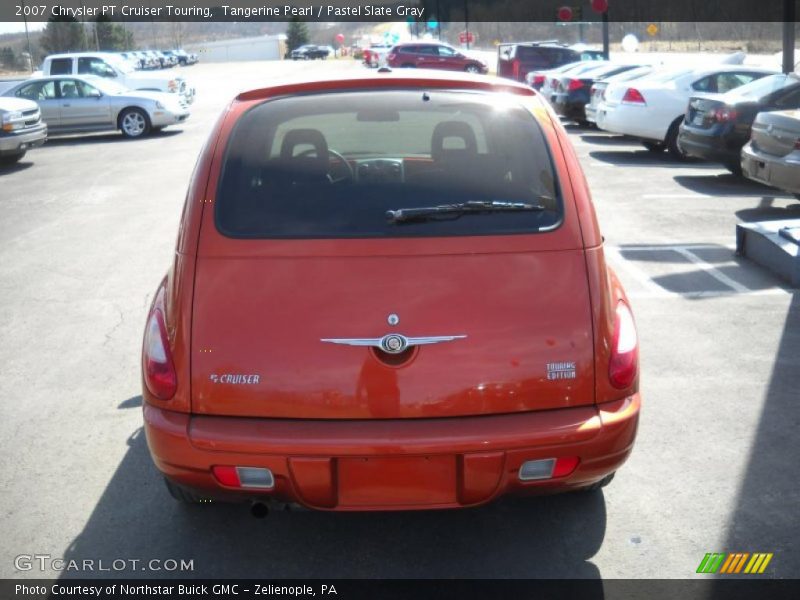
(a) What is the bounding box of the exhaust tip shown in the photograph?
[250,502,269,519]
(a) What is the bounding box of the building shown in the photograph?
[184,34,286,62]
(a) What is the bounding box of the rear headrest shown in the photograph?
[279,128,329,175]
[280,128,329,159]
[431,121,478,163]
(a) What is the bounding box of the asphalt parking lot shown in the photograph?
[1,60,798,580]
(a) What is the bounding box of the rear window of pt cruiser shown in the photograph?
[216,90,563,239]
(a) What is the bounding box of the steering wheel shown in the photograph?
[296,147,354,184]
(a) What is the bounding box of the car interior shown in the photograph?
[216,93,562,238]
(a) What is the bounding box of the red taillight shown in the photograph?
[622,88,646,105]
[553,456,580,478]
[709,106,738,123]
[533,74,545,85]
[518,456,580,481]
[142,288,177,400]
[567,78,584,91]
[795,138,800,150]
[609,301,639,389]
[212,466,275,489]
[212,466,240,487]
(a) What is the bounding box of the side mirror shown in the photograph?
[88,90,102,99]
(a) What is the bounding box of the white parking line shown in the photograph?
[605,245,669,296]
[619,243,734,251]
[672,247,750,293]
[606,244,792,299]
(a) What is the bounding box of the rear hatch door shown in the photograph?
[190,88,595,420]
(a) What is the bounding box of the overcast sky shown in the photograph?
[0,21,45,35]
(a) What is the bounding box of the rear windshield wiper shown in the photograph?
[386,200,548,224]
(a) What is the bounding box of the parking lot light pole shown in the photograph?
[783,0,795,74]
[464,0,470,50]
[21,0,34,72]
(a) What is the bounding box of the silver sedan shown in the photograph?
[742,109,800,196]
[1,75,190,139]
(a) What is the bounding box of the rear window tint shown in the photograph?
[724,73,798,100]
[216,90,562,239]
[515,46,570,61]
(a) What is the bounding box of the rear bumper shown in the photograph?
[678,123,746,166]
[585,104,599,123]
[0,123,47,155]
[552,94,588,122]
[596,103,665,141]
[144,394,640,511]
[742,142,800,194]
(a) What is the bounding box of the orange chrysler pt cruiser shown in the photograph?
[142,70,640,514]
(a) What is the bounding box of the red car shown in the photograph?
[362,43,391,68]
[142,70,640,514]
[386,42,488,74]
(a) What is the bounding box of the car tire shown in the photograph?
[0,150,25,165]
[465,64,481,73]
[642,141,665,153]
[665,118,689,160]
[163,477,207,503]
[119,108,151,139]
[578,472,615,492]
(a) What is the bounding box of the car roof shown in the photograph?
[690,64,777,76]
[46,52,120,59]
[395,41,452,48]
[235,69,537,104]
[29,74,105,82]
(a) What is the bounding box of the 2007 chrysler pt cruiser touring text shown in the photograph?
[141,70,641,512]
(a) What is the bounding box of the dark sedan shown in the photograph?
[678,73,800,174]
[551,63,641,125]
[290,45,330,60]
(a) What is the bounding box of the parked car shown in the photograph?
[362,43,392,68]
[141,70,641,511]
[742,108,800,194]
[129,51,151,70]
[3,75,189,138]
[551,63,642,125]
[143,51,166,68]
[526,60,592,91]
[167,49,199,66]
[679,73,800,174]
[497,41,581,82]
[153,51,177,69]
[290,45,330,60]
[0,96,47,164]
[118,52,141,69]
[585,66,656,124]
[596,65,775,157]
[386,42,488,73]
[39,52,195,104]
[539,61,608,102]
